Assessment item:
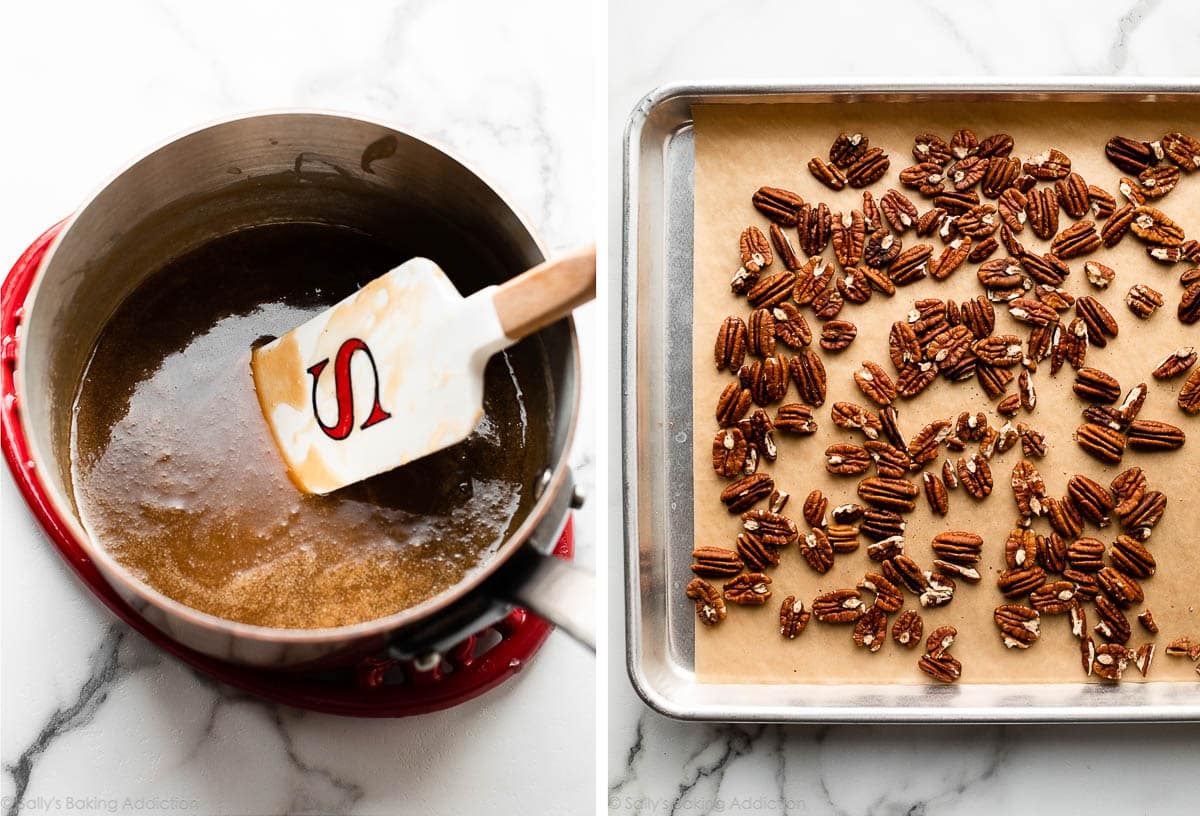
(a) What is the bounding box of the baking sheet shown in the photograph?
[692,101,1200,685]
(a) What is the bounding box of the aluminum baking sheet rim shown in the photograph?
[622,79,1200,723]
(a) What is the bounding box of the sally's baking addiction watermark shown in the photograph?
[2,795,200,813]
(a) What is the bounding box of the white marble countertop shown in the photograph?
[607,0,1199,813]
[0,2,594,815]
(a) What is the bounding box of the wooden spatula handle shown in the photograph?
[493,244,596,340]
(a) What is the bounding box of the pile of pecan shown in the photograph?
[695,126,1200,684]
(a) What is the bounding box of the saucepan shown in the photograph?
[5,111,592,669]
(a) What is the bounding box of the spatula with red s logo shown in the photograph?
[251,244,595,494]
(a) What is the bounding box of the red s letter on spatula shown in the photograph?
[306,338,393,441]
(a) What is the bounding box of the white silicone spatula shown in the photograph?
[252,245,595,494]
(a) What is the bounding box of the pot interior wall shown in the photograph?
[21,113,575,534]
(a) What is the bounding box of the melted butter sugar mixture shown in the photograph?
[71,223,544,629]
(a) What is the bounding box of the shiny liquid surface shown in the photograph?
[71,223,546,629]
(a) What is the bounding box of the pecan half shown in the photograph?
[1181,283,1200,325]
[1130,206,1185,246]
[1093,643,1133,681]
[720,473,773,513]
[918,652,962,683]
[826,443,872,476]
[857,476,919,512]
[831,401,882,439]
[779,596,812,639]
[1118,489,1166,540]
[1073,367,1122,403]
[789,349,827,407]
[1011,459,1047,518]
[1110,534,1156,579]
[1162,131,1200,171]
[740,226,773,273]
[892,609,924,648]
[794,491,824,531]
[808,156,847,190]
[715,316,748,371]
[982,156,1021,198]
[1138,610,1159,634]
[919,572,956,608]
[956,453,992,499]
[1004,527,1038,569]
[931,531,983,565]
[691,546,744,578]
[995,604,1040,649]
[859,572,904,614]
[798,202,833,256]
[900,162,947,196]
[799,528,835,574]
[831,210,867,267]
[724,573,772,605]
[1075,296,1119,348]
[1051,220,1101,259]
[925,626,958,661]
[1020,425,1047,458]
[1024,148,1071,180]
[1037,531,1068,573]
[812,588,865,623]
[716,382,753,427]
[1179,367,1200,415]
[912,133,952,166]
[1009,297,1058,328]
[1070,535,1104,573]
[820,320,858,352]
[736,531,779,571]
[747,270,797,308]
[1082,261,1116,290]
[1137,165,1180,199]
[1106,136,1156,174]
[973,333,1024,367]
[998,565,1047,598]
[752,186,804,225]
[1097,566,1144,609]
[853,361,897,407]
[881,189,919,233]
[1066,474,1114,526]
[769,223,801,271]
[853,606,889,652]
[1075,422,1126,464]
[1025,186,1059,240]
[908,418,951,467]
[712,428,748,478]
[1126,419,1185,451]
[747,355,789,405]
[1090,186,1117,219]
[864,229,902,268]
[846,147,890,188]
[857,510,904,546]
[827,523,861,554]
[775,403,818,434]
[949,155,987,191]
[830,132,870,169]
[1100,204,1136,247]
[742,509,798,546]
[1125,283,1164,318]
[1055,172,1090,218]
[686,578,726,626]
[923,472,949,516]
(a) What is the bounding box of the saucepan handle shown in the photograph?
[498,546,596,651]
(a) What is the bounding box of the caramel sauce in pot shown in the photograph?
[70,222,550,629]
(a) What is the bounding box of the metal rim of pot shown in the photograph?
[12,109,586,651]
